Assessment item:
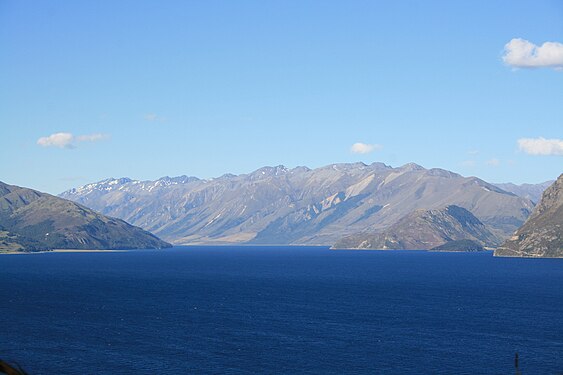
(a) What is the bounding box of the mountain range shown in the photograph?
[0,181,171,252]
[60,162,535,246]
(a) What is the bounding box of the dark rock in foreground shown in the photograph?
[495,174,563,258]
[332,205,499,250]
[0,181,171,252]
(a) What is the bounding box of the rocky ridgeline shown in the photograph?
[60,162,534,246]
[495,174,563,258]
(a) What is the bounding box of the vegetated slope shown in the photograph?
[0,181,171,252]
[493,180,554,204]
[60,163,534,246]
[495,174,563,258]
[332,205,498,250]
[430,239,484,252]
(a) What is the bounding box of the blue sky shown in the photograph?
[1,0,562,194]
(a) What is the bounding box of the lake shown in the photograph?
[1,246,562,374]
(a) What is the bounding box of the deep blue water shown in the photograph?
[1,247,563,374]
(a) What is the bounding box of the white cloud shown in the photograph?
[486,158,500,167]
[518,137,563,156]
[350,142,382,154]
[460,160,476,168]
[503,38,563,70]
[36,132,75,149]
[37,132,108,149]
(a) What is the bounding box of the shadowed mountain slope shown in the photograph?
[0,181,171,252]
[332,205,499,250]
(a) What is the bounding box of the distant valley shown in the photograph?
[493,180,554,204]
[60,162,539,248]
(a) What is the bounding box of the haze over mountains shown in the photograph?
[0,181,171,252]
[60,162,536,246]
[493,181,554,204]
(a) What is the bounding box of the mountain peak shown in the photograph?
[250,165,290,178]
[319,162,368,172]
[156,175,200,185]
[426,168,460,178]
[290,166,312,173]
[65,177,132,195]
[369,162,392,170]
[399,162,425,172]
[100,177,132,185]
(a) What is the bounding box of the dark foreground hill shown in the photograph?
[495,174,563,258]
[0,181,171,252]
[60,163,533,245]
[332,205,498,250]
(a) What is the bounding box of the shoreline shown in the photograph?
[0,249,132,255]
[51,249,131,253]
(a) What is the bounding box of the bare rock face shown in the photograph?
[0,181,171,252]
[59,163,534,246]
[495,174,563,258]
[332,205,499,250]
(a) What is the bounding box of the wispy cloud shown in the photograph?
[486,158,500,167]
[518,137,563,156]
[37,132,109,149]
[350,142,382,154]
[503,38,563,70]
[76,133,107,142]
[460,160,476,168]
[144,113,166,122]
